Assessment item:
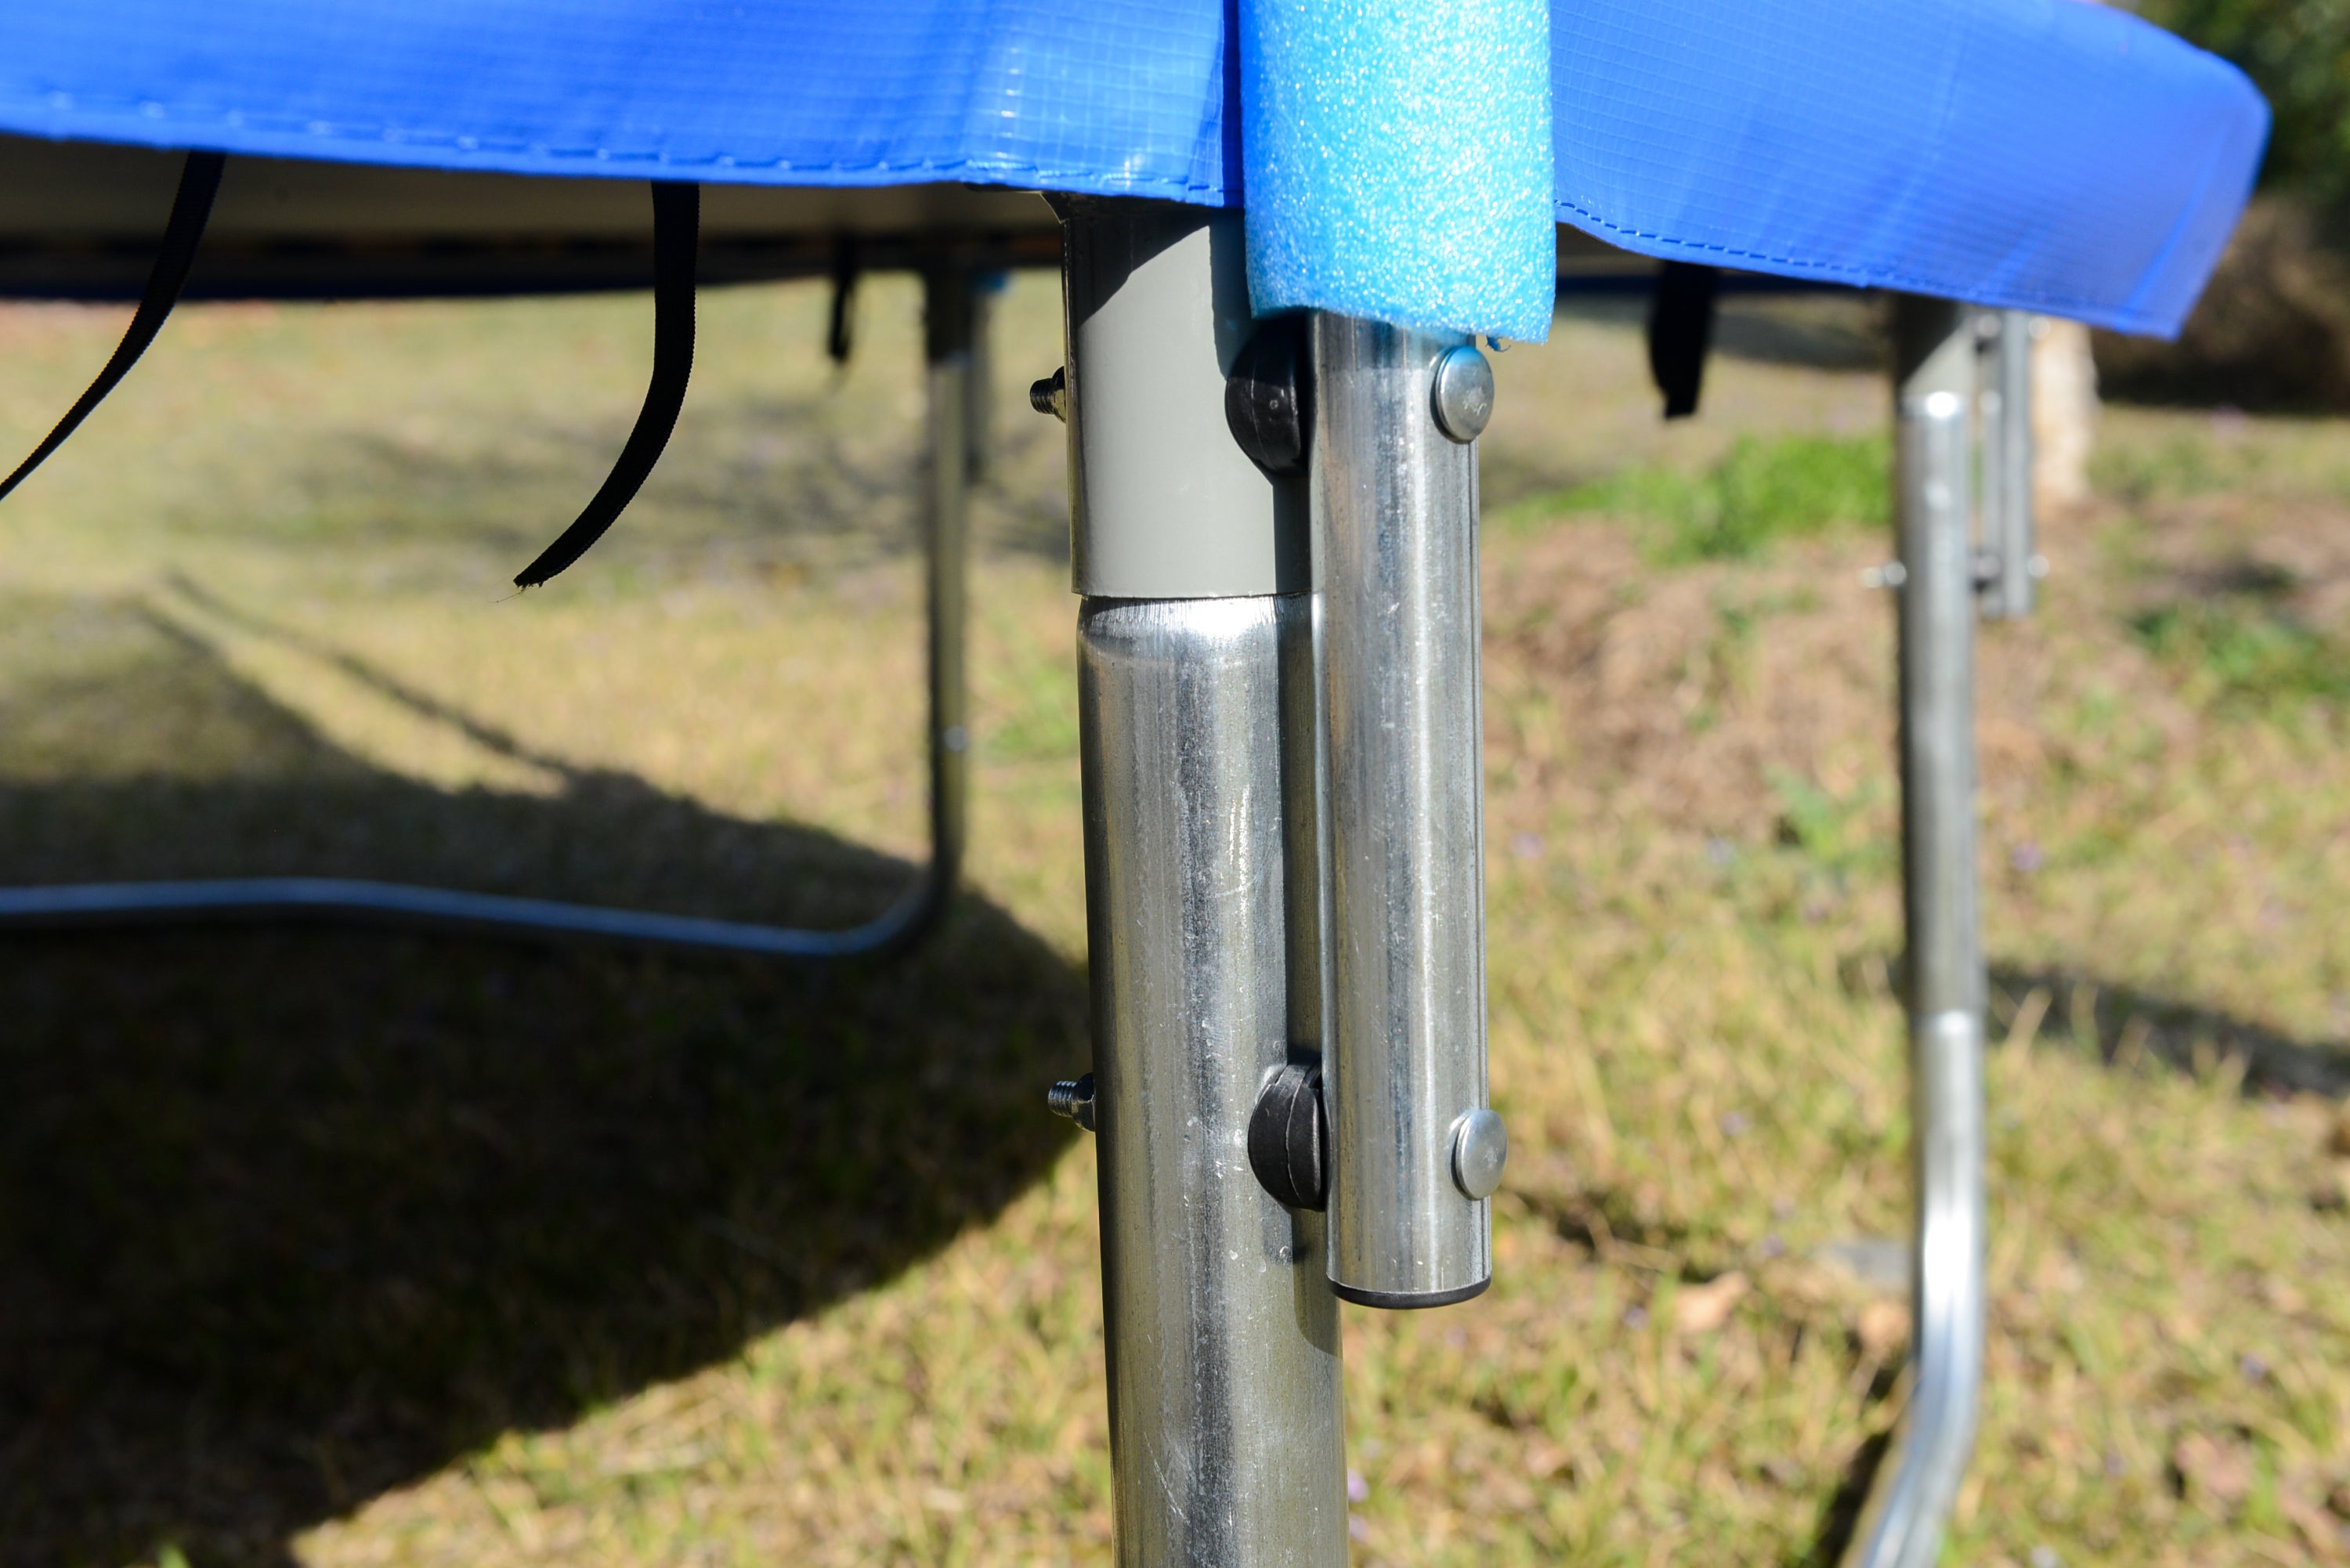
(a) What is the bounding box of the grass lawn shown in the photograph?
[0,273,2345,1567]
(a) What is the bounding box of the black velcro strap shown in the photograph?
[826,235,859,366]
[1647,260,1721,421]
[514,180,700,588]
[0,150,226,505]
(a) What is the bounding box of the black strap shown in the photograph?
[1647,260,1721,421]
[514,180,700,588]
[0,150,226,505]
[826,235,860,366]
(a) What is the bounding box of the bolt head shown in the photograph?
[1450,1107,1508,1200]
[1430,345,1494,444]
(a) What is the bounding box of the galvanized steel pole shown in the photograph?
[1996,308,2038,619]
[1054,197,1347,1568]
[1310,317,1501,1310]
[1844,294,1988,1568]
[1977,307,2038,622]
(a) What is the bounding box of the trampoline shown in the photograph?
[0,4,2268,1566]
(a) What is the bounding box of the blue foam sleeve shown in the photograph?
[0,0,2271,337]
[1238,0,1556,343]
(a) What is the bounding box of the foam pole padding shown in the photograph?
[1239,0,1555,343]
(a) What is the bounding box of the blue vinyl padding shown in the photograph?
[0,0,2267,338]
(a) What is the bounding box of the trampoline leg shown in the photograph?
[1077,596,1347,1567]
[914,262,974,918]
[1844,295,1987,1568]
[1051,199,1346,1567]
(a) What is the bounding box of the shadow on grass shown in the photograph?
[0,594,1089,1567]
[1835,954,2350,1100]
[167,388,1075,572]
[234,395,925,562]
[1987,966,2350,1099]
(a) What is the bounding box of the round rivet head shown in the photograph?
[1430,344,1495,444]
[1449,1107,1508,1200]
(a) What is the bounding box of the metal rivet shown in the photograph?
[1047,1072,1096,1132]
[1449,1107,1507,1200]
[1430,345,1494,444]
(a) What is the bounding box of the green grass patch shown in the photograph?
[2130,594,2350,710]
[1514,433,1889,561]
[1767,767,1895,879]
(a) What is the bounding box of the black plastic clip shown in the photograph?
[1247,1059,1328,1211]
[1224,315,1311,477]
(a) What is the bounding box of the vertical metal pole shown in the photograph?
[1844,294,1987,1568]
[1311,317,1499,1309]
[917,264,974,916]
[964,272,999,484]
[1977,308,2037,622]
[1057,197,1347,1568]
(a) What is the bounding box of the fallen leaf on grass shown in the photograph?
[2173,1431,2255,1512]
[1857,1299,1912,1360]
[1673,1270,1750,1333]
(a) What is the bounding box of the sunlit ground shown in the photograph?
[1,273,2345,1566]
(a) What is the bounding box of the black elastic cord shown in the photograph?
[0,150,226,505]
[514,180,700,588]
[1647,259,1721,421]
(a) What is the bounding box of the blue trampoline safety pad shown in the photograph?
[1554,0,2268,338]
[0,0,2267,338]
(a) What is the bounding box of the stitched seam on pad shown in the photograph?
[3,97,1233,201]
[1553,193,2160,331]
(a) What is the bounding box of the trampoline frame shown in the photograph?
[0,264,980,961]
[1842,300,2037,1568]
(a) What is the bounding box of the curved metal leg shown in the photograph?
[0,268,974,960]
[1842,295,1987,1568]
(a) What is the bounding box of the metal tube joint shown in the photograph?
[1309,314,1501,1310]
[1973,308,2043,621]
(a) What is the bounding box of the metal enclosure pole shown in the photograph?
[964,272,996,483]
[1844,295,1987,1568]
[1311,317,1499,1309]
[1977,308,2037,622]
[917,263,974,912]
[1056,197,1347,1568]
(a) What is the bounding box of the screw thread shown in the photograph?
[1029,368,1066,421]
[1046,1073,1096,1130]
